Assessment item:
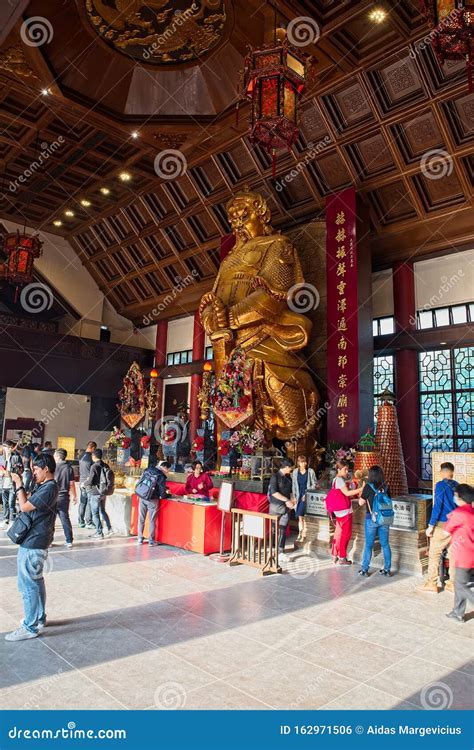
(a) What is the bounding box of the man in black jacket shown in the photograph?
[6,453,58,641]
[138,461,171,546]
[78,441,96,528]
[269,458,296,558]
[83,449,112,539]
[54,448,77,548]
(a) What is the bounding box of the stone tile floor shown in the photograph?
[0,524,472,711]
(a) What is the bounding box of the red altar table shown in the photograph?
[130,495,232,555]
[130,480,268,554]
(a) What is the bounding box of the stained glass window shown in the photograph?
[373,355,394,426]
[419,346,474,479]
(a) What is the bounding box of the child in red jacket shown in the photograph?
[445,484,474,623]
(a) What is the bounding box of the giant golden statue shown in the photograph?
[199,187,320,454]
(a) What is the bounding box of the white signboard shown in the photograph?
[392,498,417,530]
[218,480,234,512]
[242,514,265,539]
[306,491,328,517]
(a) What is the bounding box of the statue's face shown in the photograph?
[227,198,265,240]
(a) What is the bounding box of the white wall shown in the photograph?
[372,269,394,317]
[1,219,155,350]
[414,249,474,310]
[4,387,110,454]
[167,317,194,353]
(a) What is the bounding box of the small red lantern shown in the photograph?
[239,29,310,175]
[2,231,43,289]
[423,1,474,91]
[150,368,158,378]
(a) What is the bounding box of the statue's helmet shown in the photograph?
[226,186,271,230]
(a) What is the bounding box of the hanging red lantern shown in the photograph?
[2,230,43,287]
[238,28,311,176]
[422,1,474,91]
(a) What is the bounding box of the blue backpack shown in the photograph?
[368,483,394,527]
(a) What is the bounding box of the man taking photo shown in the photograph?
[5,453,58,641]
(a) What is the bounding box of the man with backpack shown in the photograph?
[136,461,171,546]
[78,441,97,529]
[417,461,458,594]
[83,449,115,539]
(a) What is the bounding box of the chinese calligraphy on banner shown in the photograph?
[326,188,360,444]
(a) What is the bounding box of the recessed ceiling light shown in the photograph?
[131,131,139,139]
[369,7,387,23]
[100,186,110,195]
[64,209,74,217]
[439,341,447,345]
[80,199,91,207]
[53,220,62,227]
[41,88,50,96]
[119,171,132,182]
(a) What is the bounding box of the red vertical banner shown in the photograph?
[326,188,360,445]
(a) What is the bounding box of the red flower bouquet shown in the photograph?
[193,436,205,452]
[121,437,131,450]
[140,435,151,450]
[219,439,230,456]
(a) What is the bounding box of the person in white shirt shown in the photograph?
[331,459,361,565]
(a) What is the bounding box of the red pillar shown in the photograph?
[154,320,168,421]
[190,311,205,444]
[393,262,420,488]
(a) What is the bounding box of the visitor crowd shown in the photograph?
[0,439,473,641]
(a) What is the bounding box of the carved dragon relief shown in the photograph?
[85,0,226,63]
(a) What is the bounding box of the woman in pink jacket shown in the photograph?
[445,483,474,623]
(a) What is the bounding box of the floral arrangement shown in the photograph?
[193,436,205,453]
[229,426,265,455]
[219,438,230,456]
[117,361,146,428]
[325,441,356,471]
[140,435,151,450]
[107,426,127,447]
[121,437,131,450]
[164,427,177,444]
[213,347,253,428]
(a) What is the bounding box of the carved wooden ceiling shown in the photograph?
[0,0,473,326]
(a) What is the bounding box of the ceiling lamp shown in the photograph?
[422,1,474,91]
[2,230,43,298]
[100,187,110,195]
[150,368,158,378]
[80,199,91,207]
[369,7,387,23]
[53,220,62,227]
[64,210,74,217]
[119,171,132,182]
[238,27,311,176]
